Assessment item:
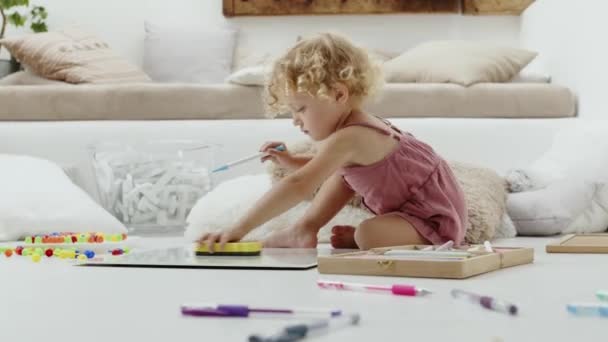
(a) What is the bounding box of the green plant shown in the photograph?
[0,0,48,55]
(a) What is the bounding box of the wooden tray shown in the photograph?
[318,245,534,279]
[546,234,608,253]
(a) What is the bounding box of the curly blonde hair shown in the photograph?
[264,33,384,118]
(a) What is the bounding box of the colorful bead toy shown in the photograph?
[1,232,129,263]
[31,254,41,263]
[22,232,126,245]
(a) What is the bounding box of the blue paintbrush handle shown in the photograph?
[212,144,285,173]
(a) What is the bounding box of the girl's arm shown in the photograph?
[285,155,313,170]
[294,171,355,232]
[199,131,357,249]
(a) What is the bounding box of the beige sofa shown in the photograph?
[0,80,576,121]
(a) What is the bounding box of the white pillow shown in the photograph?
[143,21,236,83]
[0,155,127,241]
[507,178,608,236]
[565,183,608,234]
[384,40,537,86]
[510,71,551,83]
[226,65,269,86]
[184,174,372,243]
[505,123,608,236]
[509,123,608,191]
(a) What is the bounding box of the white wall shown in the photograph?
[14,0,521,66]
[521,0,608,118]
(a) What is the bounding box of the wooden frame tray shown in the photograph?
[318,245,534,279]
[546,234,608,253]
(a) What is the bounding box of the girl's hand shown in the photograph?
[259,141,294,168]
[197,227,248,253]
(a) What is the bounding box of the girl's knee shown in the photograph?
[354,220,374,250]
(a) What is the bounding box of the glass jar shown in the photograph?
[90,140,217,234]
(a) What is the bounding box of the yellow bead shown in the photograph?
[31,254,41,263]
[77,254,87,261]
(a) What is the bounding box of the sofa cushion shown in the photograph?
[0,70,70,86]
[0,82,576,121]
[143,21,236,83]
[366,83,575,119]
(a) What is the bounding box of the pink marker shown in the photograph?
[317,280,432,297]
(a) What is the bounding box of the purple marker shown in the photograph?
[181,303,342,318]
[451,289,518,316]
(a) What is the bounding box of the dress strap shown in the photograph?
[341,122,392,136]
[374,115,403,136]
[341,116,401,141]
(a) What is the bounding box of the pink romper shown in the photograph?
[340,119,467,245]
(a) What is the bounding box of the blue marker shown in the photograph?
[566,303,608,317]
[212,145,286,173]
[249,313,360,342]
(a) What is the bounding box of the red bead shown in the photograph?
[71,236,78,243]
[111,249,122,255]
[45,249,53,257]
[15,246,24,255]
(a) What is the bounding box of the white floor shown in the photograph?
[1,236,606,342]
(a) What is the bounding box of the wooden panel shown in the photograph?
[317,245,534,279]
[223,0,461,17]
[462,0,534,15]
[546,234,608,254]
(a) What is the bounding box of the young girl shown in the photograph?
[199,33,467,251]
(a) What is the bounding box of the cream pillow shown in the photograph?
[0,28,150,84]
[384,41,537,86]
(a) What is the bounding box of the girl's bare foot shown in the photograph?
[264,226,318,248]
[330,225,358,249]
